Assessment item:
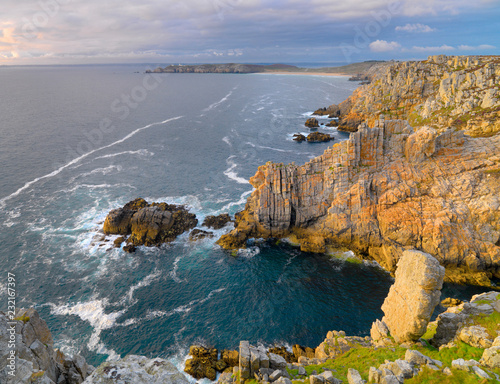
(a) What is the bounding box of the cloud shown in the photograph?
[395,23,436,33]
[369,40,401,52]
[404,45,455,52]
[458,44,496,50]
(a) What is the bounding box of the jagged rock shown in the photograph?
[123,244,136,253]
[113,236,125,247]
[269,369,283,381]
[189,229,214,241]
[472,365,492,379]
[217,119,500,286]
[380,375,399,384]
[221,350,239,367]
[387,360,413,379]
[239,341,251,381]
[325,120,337,127]
[306,132,333,143]
[84,355,188,384]
[103,198,198,247]
[184,345,219,380]
[292,345,315,360]
[305,118,319,128]
[381,250,445,343]
[203,214,232,229]
[314,105,340,117]
[458,326,493,348]
[451,358,479,371]
[370,319,389,341]
[309,375,325,384]
[218,371,235,384]
[293,134,306,142]
[275,377,292,384]
[346,368,364,384]
[0,309,92,384]
[440,298,463,307]
[320,370,341,384]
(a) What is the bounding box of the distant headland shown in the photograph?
[145,61,389,78]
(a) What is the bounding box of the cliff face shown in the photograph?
[218,118,500,285]
[338,55,500,137]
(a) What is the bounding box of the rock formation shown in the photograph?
[203,213,232,229]
[306,132,333,143]
[305,118,319,128]
[335,55,500,137]
[376,250,445,343]
[84,355,188,384]
[184,345,236,380]
[103,198,198,248]
[217,118,500,285]
[0,308,93,384]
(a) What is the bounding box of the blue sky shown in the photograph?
[0,0,499,65]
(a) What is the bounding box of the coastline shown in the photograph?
[258,71,350,77]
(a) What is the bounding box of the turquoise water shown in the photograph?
[0,65,489,370]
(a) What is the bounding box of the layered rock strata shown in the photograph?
[217,119,500,285]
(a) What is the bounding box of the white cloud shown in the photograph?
[395,23,436,33]
[369,40,401,52]
[404,44,455,52]
[458,44,496,50]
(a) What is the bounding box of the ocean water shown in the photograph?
[0,65,489,371]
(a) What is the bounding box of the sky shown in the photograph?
[0,0,499,65]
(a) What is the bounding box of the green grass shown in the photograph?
[472,311,500,338]
[421,322,437,340]
[406,366,490,384]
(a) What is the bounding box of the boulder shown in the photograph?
[480,346,500,368]
[440,297,463,307]
[306,132,333,143]
[380,250,445,343]
[268,353,287,369]
[221,349,239,367]
[346,368,364,384]
[305,118,319,128]
[269,347,294,363]
[458,326,493,348]
[203,214,232,229]
[84,355,188,384]
[404,350,432,366]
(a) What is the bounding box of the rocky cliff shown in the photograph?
[217,117,500,285]
[335,55,500,137]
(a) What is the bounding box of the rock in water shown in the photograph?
[380,250,445,343]
[84,355,188,384]
[305,118,319,128]
[293,133,306,142]
[103,198,198,247]
[203,213,232,229]
[306,132,333,143]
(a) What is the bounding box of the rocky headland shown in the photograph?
[311,55,500,136]
[219,55,500,287]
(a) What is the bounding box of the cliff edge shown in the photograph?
[218,118,500,285]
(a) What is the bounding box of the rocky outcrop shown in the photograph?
[103,198,198,248]
[306,132,333,143]
[335,55,500,137]
[0,308,93,384]
[315,330,371,360]
[377,251,445,343]
[217,118,500,285]
[184,346,236,381]
[293,134,306,142]
[203,213,232,229]
[83,355,188,384]
[189,229,214,241]
[305,118,319,128]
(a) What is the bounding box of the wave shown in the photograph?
[202,88,236,113]
[223,158,249,185]
[0,116,183,209]
[122,269,162,305]
[94,149,154,160]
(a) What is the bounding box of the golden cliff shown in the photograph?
[337,55,500,137]
[218,55,500,286]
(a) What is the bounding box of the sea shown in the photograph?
[0,64,489,375]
